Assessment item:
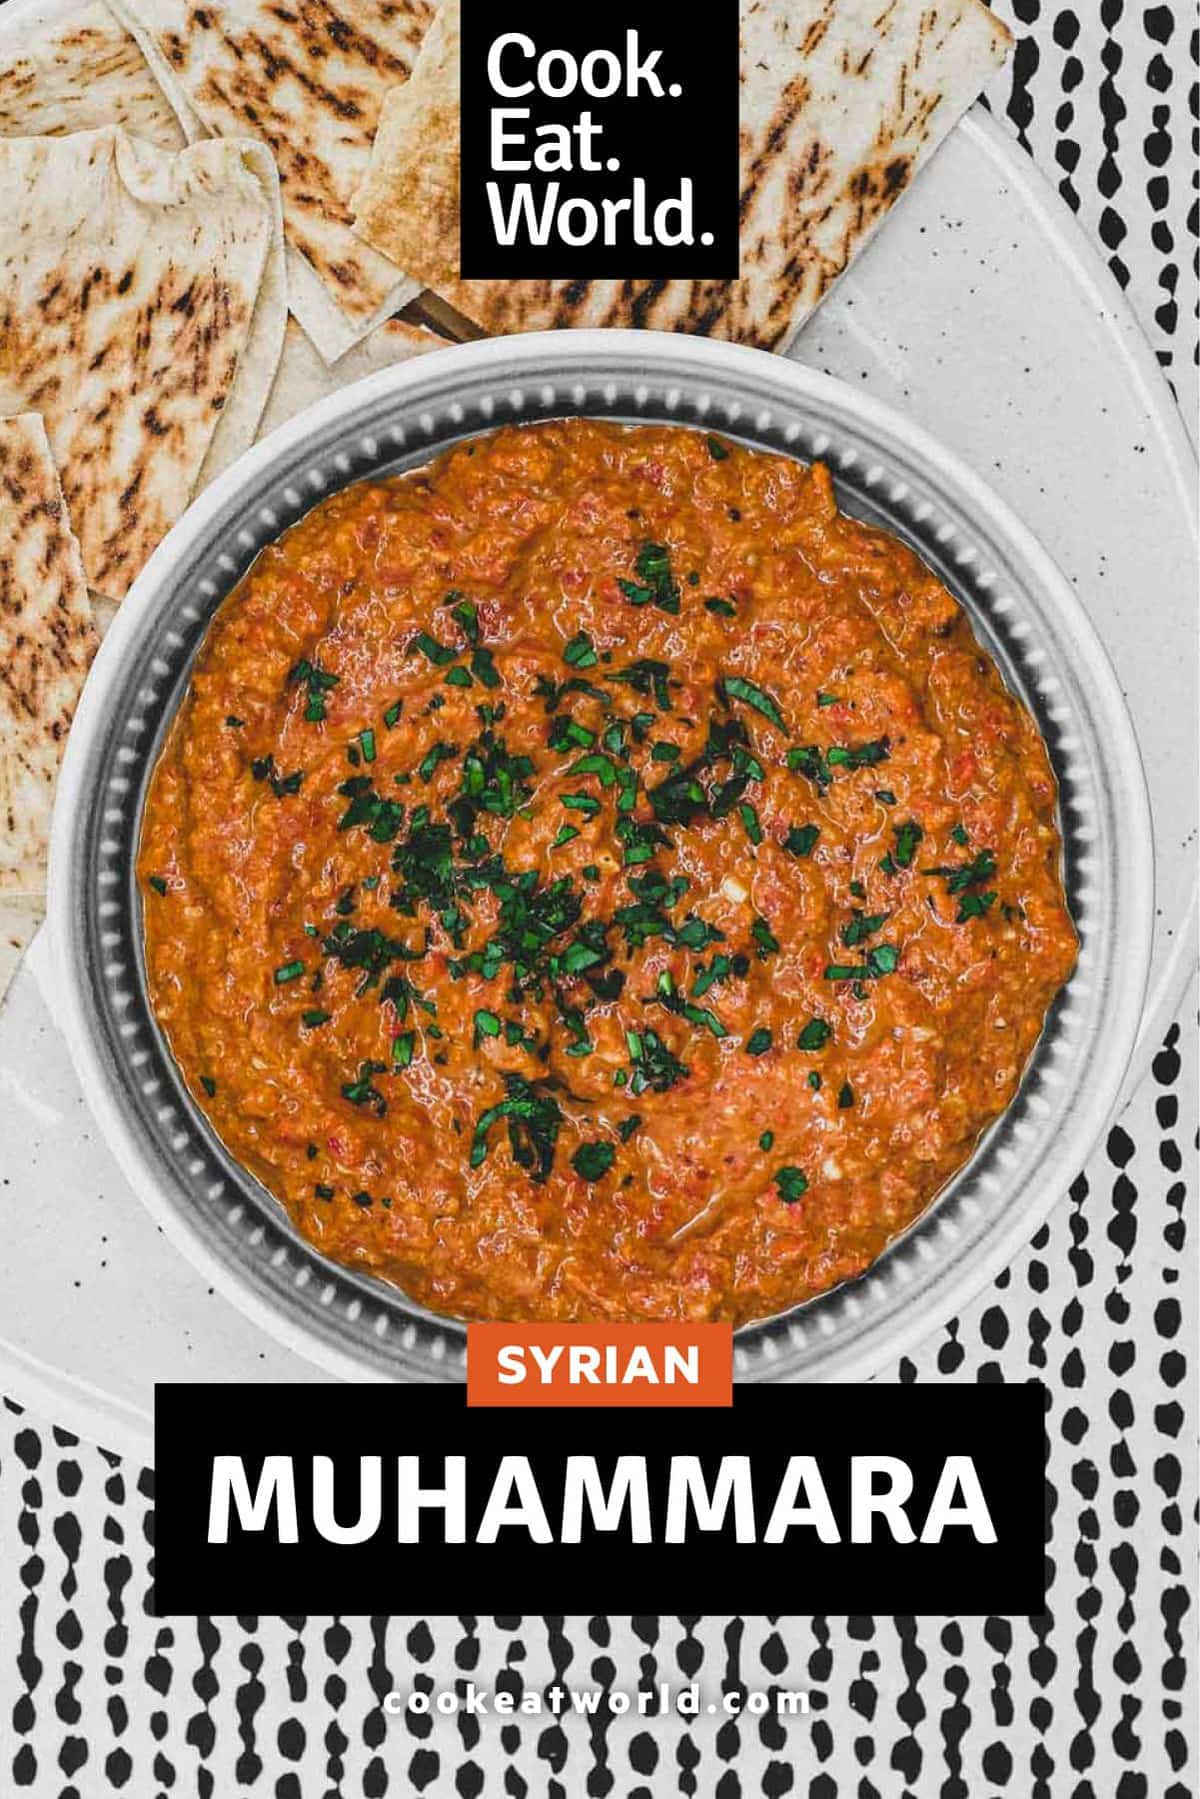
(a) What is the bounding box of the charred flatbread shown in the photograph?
[0,126,285,604]
[0,414,96,1005]
[109,0,435,362]
[0,0,185,147]
[353,0,1010,352]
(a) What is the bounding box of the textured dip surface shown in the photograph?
[138,420,1077,1323]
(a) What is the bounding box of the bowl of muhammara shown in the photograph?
[48,333,1153,1381]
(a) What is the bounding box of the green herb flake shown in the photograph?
[745,1027,773,1056]
[816,692,839,707]
[410,631,456,667]
[571,1140,615,1182]
[951,823,970,846]
[383,699,403,729]
[759,1130,774,1151]
[751,916,780,960]
[288,658,340,722]
[473,1009,501,1045]
[358,728,376,763]
[392,1031,415,1069]
[706,436,730,460]
[838,1081,855,1109]
[225,715,244,729]
[797,1018,832,1051]
[200,1075,216,1098]
[471,646,502,690]
[619,541,680,615]
[274,960,305,984]
[301,1009,332,1029]
[563,631,598,669]
[775,1166,809,1204]
[148,875,168,897]
[722,674,786,733]
[783,824,820,859]
[705,597,736,617]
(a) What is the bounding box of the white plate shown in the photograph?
[1,108,1194,1460]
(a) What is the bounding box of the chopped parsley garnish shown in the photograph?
[383,699,403,728]
[341,1061,387,1115]
[626,1027,688,1095]
[705,597,736,617]
[410,631,456,667]
[618,541,680,615]
[148,875,168,896]
[571,1140,615,1182]
[618,1115,643,1143]
[751,916,780,959]
[786,745,829,790]
[301,1009,331,1029]
[473,1009,501,1045]
[606,658,673,712]
[445,593,479,641]
[957,890,998,923]
[839,909,890,947]
[797,1018,832,1051]
[225,715,244,729]
[471,1075,564,1180]
[564,631,598,668]
[925,848,997,894]
[648,970,728,1040]
[827,737,890,770]
[392,1031,415,1068]
[358,728,376,762]
[739,802,764,846]
[775,1166,809,1204]
[471,646,502,689]
[816,692,839,708]
[745,1028,773,1056]
[783,824,820,858]
[337,775,405,842]
[200,1075,216,1098]
[251,754,304,798]
[825,944,900,981]
[289,658,340,722]
[759,1130,774,1151]
[706,436,730,460]
[951,823,970,846]
[875,789,897,806]
[274,960,304,984]
[838,1081,855,1109]
[721,674,786,733]
[880,819,923,875]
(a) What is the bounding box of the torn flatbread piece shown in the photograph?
[110,0,434,362]
[0,127,285,604]
[253,317,442,444]
[353,0,1010,353]
[0,415,96,927]
[0,0,184,147]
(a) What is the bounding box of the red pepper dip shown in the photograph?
[138,419,1077,1323]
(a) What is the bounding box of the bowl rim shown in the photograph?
[46,328,1155,1383]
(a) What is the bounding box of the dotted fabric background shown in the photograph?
[1,3,1196,1794]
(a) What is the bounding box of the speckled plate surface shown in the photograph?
[1,111,1192,1454]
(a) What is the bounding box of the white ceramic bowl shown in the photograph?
[47,331,1154,1383]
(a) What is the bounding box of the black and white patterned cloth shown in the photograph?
[2,5,1195,1793]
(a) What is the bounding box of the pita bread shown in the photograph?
[0,126,286,603]
[0,0,185,147]
[0,415,96,920]
[253,316,442,443]
[353,0,1010,352]
[109,0,434,363]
